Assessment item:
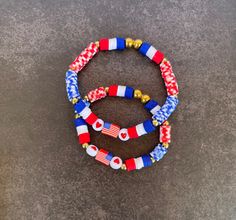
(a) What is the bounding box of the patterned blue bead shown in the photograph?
[150,144,168,161]
[65,70,81,101]
[152,96,179,124]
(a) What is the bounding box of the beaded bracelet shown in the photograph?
[76,118,171,171]
[65,37,179,171]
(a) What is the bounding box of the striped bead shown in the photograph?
[127,119,156,139]
[150,144,168,161]
[99,37,126,51]
[160,124,171,143]
[144,99,161,115]
[74,118,90,144]
[65,70,81,101]
[108,85,134,99]
[152,96,179,125]
[139,42,164,64]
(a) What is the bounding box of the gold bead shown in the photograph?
[121,164,127,170]
[72,98,78,104]
[133,39,143,49]
[163,121,169,126]
[75,114,80,119]
[95,41,99,48]
[152,120,159,127]
[163,143,169,148]
[105,87,109,93]
[134,89,142,99]
[82,143,89,149]
[141,94,150,103]
[125,38,133,48]
[84,96,89,102]
[151,157,156,163]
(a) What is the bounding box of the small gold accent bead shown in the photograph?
[82,143,89,149]
[151,157,156,163]
[72,98,78,104]
[134,89,142,99]
[163,143,169,148]
[125,38,133,48]
[141,94,151,103]
[163,121,169,126]
[95,41,99,48]
[105,87,109,93]
[121,164,127,170]
[152,120,159,127]
[84,96,89,102]
[75,114,80,119]
[133,39,143,49]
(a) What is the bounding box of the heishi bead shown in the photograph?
[87,87,107,103]
[110,156,122,170]
[86,145,99,157]
[139,42,164,64]
[69,42,98,73]
[65,70,81,101]
[101,122,120,138]
[118,128,130,141]
[160,59,179,96]
[160,124,171,143]
[152,96,179,125]
[95,149,113,166]
[135,157,144,170]
[144,99,161,115]
[74,118,90,144]
[99,37,126,51]
[125,158,136,171]
[127,119,156,139]
[150,144,168,161]
[141,154,153,167]
[92,118,104,131]
[108,85,134,99]
[74,100,99,126]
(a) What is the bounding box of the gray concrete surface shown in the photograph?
[0,0,235,219]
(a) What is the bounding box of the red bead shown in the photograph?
[78,133,90,144]
[152,51,164,64]
[127,126,138,138]
[108,85,118,96]
[85,112,98,125]
[125,158,136,171]
[99,38,109,51]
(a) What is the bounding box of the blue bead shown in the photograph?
[142,155,152,167]
[74,118,86,127]
[144,99,159,111]
[150,144,168,161]
[74,100,86,114]
[116,37,125,50]
[143,119,156,133]
[139,42,151,56]
[125,86,134,99]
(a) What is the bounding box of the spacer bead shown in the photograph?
[82,143,89,149]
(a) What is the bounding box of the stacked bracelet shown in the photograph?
[65,37,179,171]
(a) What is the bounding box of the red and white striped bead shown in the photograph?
[75,120,90,144]
[69,42,98,73]
[160,124,171,143]
[87,87,107,103]
[160,59,179,96]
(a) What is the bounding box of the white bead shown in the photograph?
[118,128,129,141]
[92,118,104,131]
[86,145,98,157]
[110,156,122,169]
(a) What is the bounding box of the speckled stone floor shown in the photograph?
[0,0,235,219]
